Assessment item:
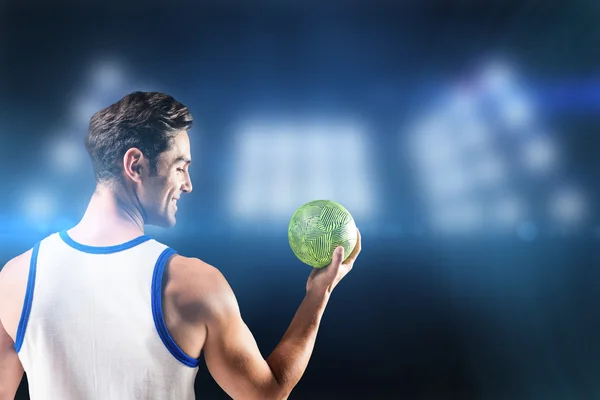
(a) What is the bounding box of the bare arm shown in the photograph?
[0,264,25,400]
[0,318,23,400]
[203,229,362,400]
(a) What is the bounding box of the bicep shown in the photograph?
[0,317,23,400]
[202,280,280,400]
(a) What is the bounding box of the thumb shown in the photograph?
[331,246,344,266]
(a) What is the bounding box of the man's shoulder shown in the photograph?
[0,248,34,336]
[164,254,235,318]
[1,232,58,281]
[0,248,33,286]
[167,254,226,288]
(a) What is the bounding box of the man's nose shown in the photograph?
[182,172,192,193]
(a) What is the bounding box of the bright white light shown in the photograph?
[522,136,557,173]
[233,177,262,217]
[411,114,450,142]
[22,191,57,222]
[480,62,514,95]
[459,120,490,151]
[50,137,85,173]
[230,129,272,218]
[410,112,482,206]
[418,143,457,171]
[500,94,533,129]
[411,117,457,170]
[302,129,335,202]
[229,119,373,222]
[424,167,472,202]
[73,98,104,127]
[91,60,124,93]
[268,130,299,216]
[549,188,587,225]
[446,88,478,119]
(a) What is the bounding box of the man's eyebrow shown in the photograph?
[173,156,192,164]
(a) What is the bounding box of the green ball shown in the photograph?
[288,200,358,268]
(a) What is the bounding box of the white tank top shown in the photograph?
[14,231,199,400]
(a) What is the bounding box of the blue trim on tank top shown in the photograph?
[151,247,200,368]
[59,230,151,254]
[14,241,40,353]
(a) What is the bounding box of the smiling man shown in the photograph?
[0,91,361,400]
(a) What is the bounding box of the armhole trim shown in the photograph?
[151,247,200,368]
[14,241,40,353]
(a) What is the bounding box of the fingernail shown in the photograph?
[337,247,344,255]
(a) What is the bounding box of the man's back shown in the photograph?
[0,231,199,400]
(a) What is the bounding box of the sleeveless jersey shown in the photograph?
[14,231,199,400]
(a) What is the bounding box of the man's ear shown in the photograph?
[123,148,145,183]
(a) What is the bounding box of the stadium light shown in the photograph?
[229,118,374,224]
[522,135,558,174]
[22,190,57,225]
[90,60,124,93]
[50,135,86,173]
[549,187,587,225]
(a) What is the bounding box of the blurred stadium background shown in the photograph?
[2,1,600,398]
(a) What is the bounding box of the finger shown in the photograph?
[331,246,345,267]
[343,227,362,265]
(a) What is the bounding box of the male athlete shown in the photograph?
[0,92,361,400]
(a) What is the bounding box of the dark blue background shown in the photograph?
[2,1,600,399]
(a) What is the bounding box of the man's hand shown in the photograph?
[306,227,362,296]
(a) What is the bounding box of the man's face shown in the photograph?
[141,130,193,228]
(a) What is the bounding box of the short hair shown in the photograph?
[85,91,193,184]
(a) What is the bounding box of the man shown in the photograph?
[0,92,362,400]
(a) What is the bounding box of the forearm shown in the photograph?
[266,289,330,397]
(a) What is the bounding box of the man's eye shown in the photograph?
[177,168,184,172]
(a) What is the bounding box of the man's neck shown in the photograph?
[67,184,146,246]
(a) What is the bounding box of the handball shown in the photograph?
[288,200,358,268]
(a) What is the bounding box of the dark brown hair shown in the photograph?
[85,91,193,183]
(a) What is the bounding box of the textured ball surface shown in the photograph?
[288,200,357,268]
